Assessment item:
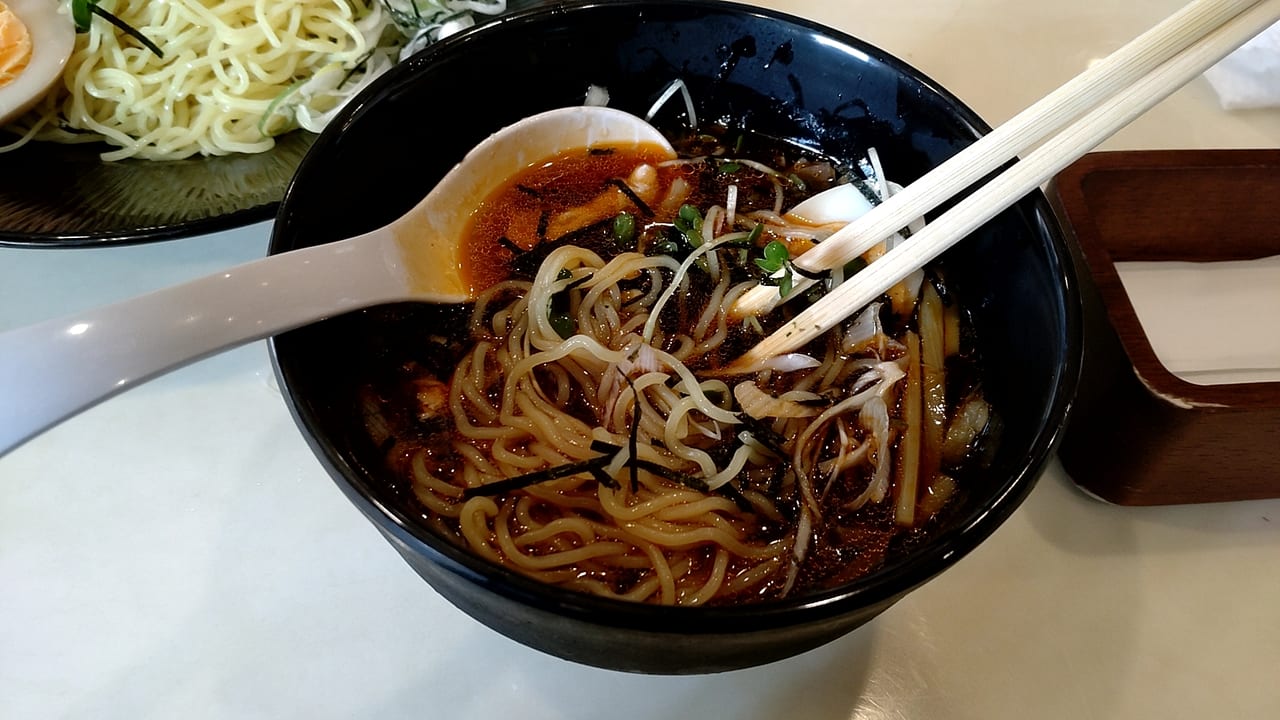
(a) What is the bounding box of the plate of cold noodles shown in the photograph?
[0,0,513,246]
[350,107,1003,607]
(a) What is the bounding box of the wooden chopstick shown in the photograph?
[729,0,1267,321]
[726,0,1280,372]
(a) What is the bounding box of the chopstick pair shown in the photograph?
[726,0,1280,371]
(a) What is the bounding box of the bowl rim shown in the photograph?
[269,0,1083,632]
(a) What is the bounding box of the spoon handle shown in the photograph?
[0,232,404,458]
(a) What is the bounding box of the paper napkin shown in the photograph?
[1203,20,1280,110]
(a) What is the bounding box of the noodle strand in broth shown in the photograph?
[363,129,1000,606]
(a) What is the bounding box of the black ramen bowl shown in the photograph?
[268,0,1081,674]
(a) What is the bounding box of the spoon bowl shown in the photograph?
[0,105,675,457]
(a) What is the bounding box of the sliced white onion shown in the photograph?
[846,395,892,508]
[941,394,992,465]
[841,301,884,355]
[584,84,610,106]
[733,381,822,420]
[780,508,813,598]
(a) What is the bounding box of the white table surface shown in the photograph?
[3,1,1279,718]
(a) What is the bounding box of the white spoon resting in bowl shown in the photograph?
[0,105,677,457]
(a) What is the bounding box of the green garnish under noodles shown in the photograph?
[71,0,164,58]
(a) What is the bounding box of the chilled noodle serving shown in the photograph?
[0,0,507,160]
[360,126,1001,606]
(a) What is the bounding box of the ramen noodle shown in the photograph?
[0,0,505,160]
[358,127,1001,606]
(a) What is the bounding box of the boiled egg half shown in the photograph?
[0,0,74,125]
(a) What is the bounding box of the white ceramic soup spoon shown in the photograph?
[0,105,676,457]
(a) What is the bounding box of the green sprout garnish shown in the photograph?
[547,268,577,338]
[675,204,703,248]
[755,239,789,271]
[755,239,795,297]
[613,212,637,248]
[72,0,164,58]
[549,311,575,339]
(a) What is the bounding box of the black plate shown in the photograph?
[0,2,542,249]
[0,132,313,248]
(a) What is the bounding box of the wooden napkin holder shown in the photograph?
[1048,149,1280,505]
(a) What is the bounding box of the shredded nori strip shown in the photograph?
[588,440,711,493]
[621,373,641,491]
[791,264,831,281]
[631,459,709,493]
[339,49,377,87]
[515,184,541,197]
[74,1,165,58]
[716,481,755,513]
[605,178,654,217]
[589,439,621,454]
[462,457,611,498]
[536,209,550,240]
[562,273,594,292]
[589,466,620,490]
[497,236,525,254]
[736,415,790,457]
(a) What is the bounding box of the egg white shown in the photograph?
[0,0,75,126]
